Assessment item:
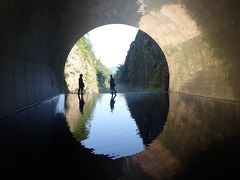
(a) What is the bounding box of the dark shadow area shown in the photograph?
[173,138,240,180]
[157,92,240,179]
[0,93,239,179]
[0,95,124,180]
[0,0,142,117]
[125,92,169,145]
[0,94,157,180]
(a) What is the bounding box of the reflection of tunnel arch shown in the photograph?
[0,0,240,117]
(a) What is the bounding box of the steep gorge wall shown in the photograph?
[117,30,169,92]
[64,34,111,94]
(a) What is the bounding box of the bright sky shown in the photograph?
[87,24,138,69]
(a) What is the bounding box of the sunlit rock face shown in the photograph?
[65,45,98,94]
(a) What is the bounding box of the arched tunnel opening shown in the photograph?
[64,23,170,159]
[0,0,240,179]
[64,24,169,94]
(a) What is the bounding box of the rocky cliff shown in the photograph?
[64,36,110,94]
[116,30,169,92]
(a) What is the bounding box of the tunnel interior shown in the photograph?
[0,1,240,179]
[0,0,240,117]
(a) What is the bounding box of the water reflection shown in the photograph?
[125,93,169,145]
[66,94,98,141]
[130,93,240,179]
[66,93,168,159]
[78,94,85,113]
[0,93,239,179]
[110,93,117,112]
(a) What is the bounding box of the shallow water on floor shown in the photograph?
[66,93,168,159]
[0,92,239,179]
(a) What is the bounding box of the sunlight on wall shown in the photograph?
[139,4,201,47]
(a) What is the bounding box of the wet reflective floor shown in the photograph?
[0,93,240,179]
[66,93,168,159]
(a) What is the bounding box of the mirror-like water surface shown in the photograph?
[66,93,168,159]
[79,94,145,158]
[0,93,239,180]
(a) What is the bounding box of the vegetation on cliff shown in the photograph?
[115,30,169,92]
[64,35,110,93]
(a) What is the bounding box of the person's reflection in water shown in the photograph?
[78,93,85,113]
[110,93,117,113]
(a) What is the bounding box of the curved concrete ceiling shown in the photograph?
[0,0,240,117]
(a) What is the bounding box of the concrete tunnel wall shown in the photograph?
[0,0,239,118]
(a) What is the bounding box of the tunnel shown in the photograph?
[0,1,240,179]
[0,0,240,117]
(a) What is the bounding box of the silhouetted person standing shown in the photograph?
[109,75,117,94]
[110,93,116,112]
[78,74,84,95]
